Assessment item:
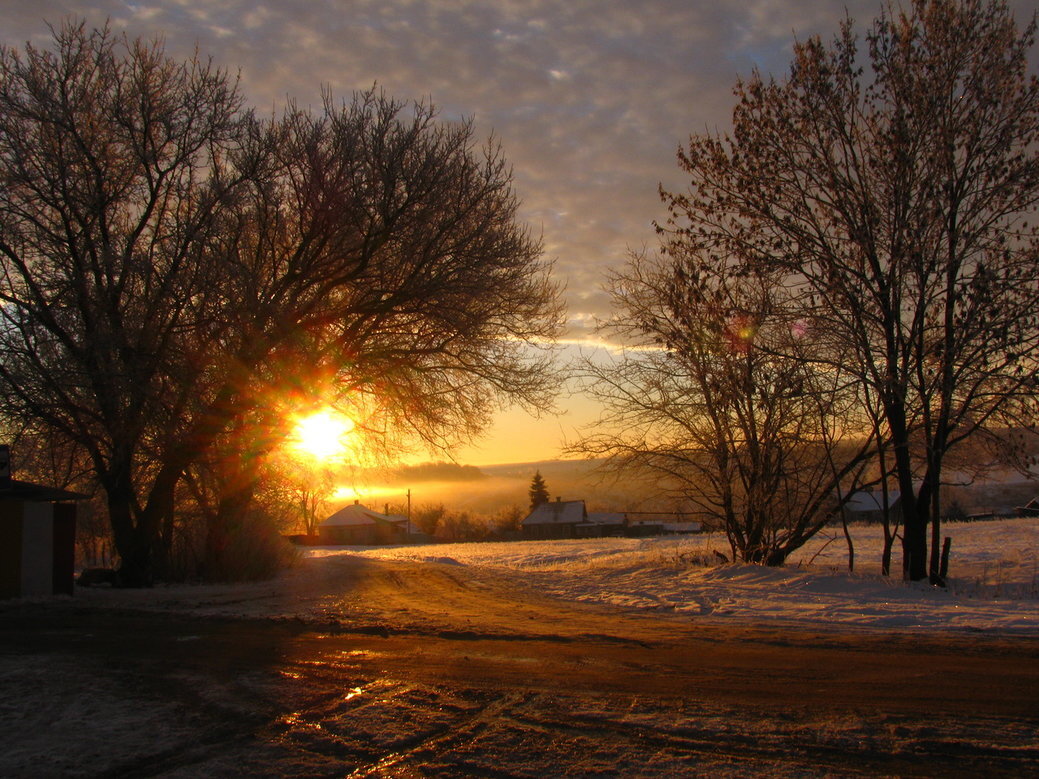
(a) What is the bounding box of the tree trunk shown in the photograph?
[842,510,854,573]
[881,525,894,577]
[902,506,929,582]
[929,486,944,585]
[203,453,260,581]
[939,537,951,581]
[102,456,157,587]
[108,493,153,587]
[891,429,928,581]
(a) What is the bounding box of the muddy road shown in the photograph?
[2,557,1038,776]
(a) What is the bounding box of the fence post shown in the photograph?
[939,536,951,581]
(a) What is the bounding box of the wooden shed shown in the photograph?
[0,479,85,599]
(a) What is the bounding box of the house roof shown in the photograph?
[845,490,901,513]
[321,502,396,527]
[585,512,626,526]
[522,499,587,526]
[0,479,88,502]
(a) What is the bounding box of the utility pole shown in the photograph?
[407,488,412,538]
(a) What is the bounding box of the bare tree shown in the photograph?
[572,252,874,565]
[660,0,1039,580]
[177,90,564,578]
[0,22,564,584]
[0,22,251,583]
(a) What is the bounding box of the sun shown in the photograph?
[290,408,355,461]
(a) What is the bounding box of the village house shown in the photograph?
[842,490,902,525]
[317,500,410,545]
[521,498,628,540]
[521,498,588,539]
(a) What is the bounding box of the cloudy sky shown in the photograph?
[3,1,1035,466]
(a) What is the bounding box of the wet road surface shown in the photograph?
[2,557,1038,776]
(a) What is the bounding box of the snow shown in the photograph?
[77,516,1038,635]
[5,517,1038,776]
[333,516,1039,634]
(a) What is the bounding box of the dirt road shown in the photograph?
[2,557,1038,776]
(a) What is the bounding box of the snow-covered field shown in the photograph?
[65,516,1039,635]
[336,516,1039,634]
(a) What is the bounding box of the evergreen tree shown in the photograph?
[528,471,550,509]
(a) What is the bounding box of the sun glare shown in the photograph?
[291,409,355,461]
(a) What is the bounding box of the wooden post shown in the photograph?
[939,536,951,581]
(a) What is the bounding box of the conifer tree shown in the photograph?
[528,471,550,509]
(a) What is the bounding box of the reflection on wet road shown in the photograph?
[1,557,1038,776]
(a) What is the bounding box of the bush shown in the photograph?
[202,507,299,582]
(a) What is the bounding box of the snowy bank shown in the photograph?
[344,517,1039,634]
[63,517,1039,636]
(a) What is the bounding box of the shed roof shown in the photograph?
[0,479,88,502]
[845,490,901,513]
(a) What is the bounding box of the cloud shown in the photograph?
[6,0,1036,388]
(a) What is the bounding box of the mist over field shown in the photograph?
[339,458,685,517]
[339,456,1039,529]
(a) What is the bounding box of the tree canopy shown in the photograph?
[0,22,564,582]
[655,0,1039,579]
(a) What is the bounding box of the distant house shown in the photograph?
[843,490,902,524]
[318,501,409,545]
[1015,497,1039,517]
[521,499,630,540]
[522,498,589,539]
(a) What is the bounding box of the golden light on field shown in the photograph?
[290,408,355,461]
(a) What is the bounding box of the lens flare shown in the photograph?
[290,409,354,461]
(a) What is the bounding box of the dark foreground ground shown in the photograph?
[1,557,1038,777]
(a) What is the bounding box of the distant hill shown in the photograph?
[384,461,489,484]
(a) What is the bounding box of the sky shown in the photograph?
[3,0,1036,467]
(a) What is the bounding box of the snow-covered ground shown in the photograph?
[5,517,1037,776]
[336,517,1039,634]
[65,517,1039,635]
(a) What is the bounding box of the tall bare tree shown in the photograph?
[0,22,251,583]
[181,91,564,578]
[0,22,564,583]
[573,253,875,565]
[660,0,1039,580]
